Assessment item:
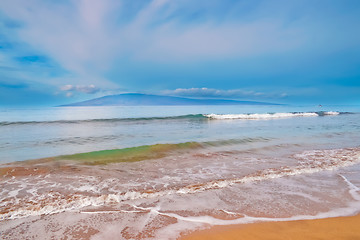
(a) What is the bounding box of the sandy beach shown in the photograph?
[180,214,360,240]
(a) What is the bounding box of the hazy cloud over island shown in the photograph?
[60,84,100,96]
[163,88,288,100]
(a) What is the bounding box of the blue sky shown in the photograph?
[0,0,359,106]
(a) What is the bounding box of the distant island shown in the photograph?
[59,93,279,106]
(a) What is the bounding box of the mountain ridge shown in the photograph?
[59,93,279,106]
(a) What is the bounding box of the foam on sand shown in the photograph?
[1,147,359,220]
[181,173,360,239]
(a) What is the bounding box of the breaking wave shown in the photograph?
[0,111,352,126]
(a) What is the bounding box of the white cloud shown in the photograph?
[65,92,74,97]
[134,21,303,61]
[0,0,305,83]
[60,84,100,95]
[2,0,355,94]
[60,85,74,91]
[0,0,120,89]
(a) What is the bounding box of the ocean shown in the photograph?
[0,104,360,239]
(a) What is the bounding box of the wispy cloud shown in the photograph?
[0,0,359,105]
[0,0,304,85]
[60,84,100,97]
[0,0,120,89]
[163,88,288,100]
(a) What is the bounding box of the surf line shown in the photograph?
[77,175,360,226]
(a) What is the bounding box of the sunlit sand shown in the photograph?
[181,214,360,240]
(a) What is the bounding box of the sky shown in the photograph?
[0,0,360,106]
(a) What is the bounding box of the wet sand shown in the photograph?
[180,214,360,240]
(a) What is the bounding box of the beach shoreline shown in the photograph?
[180,213,360,240]
[1,107,360,239]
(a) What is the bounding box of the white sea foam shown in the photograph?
[91,173,360,230]
[1,147,359,220]
[126,174,360,239]
[323,111,340,115]
[161,174,360,227]
[153,198,360,227]
[339,174,360,201]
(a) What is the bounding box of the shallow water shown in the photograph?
[0,105,360,239]
[0,105,358,163]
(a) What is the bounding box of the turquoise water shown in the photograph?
[0,105,359,163]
